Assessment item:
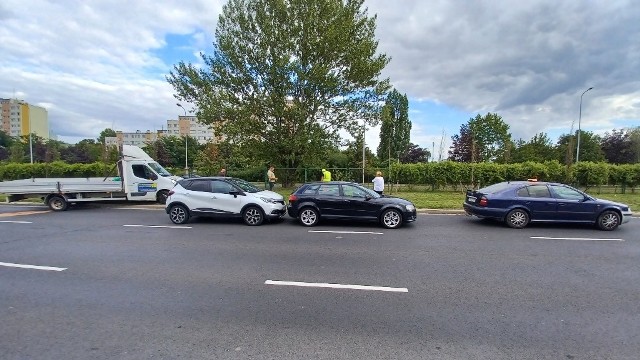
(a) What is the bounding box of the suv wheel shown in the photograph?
[243,206,264,226]
[169,204,190,224]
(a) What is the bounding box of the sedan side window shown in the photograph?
[550,185,585,200]
[528,185,551,198]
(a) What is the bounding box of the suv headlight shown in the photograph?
[260,197,278,204]
[405,204,415,212]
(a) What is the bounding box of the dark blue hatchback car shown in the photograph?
[463,181,632,231]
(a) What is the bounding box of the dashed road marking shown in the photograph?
[0,220,32,224]
[0,262,66,271]
[265,280,408,293]
[123,224,192,229]
[530,236,624,241]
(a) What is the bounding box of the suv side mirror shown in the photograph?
[229,190,244,197]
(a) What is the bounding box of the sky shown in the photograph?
[1,0,639,161]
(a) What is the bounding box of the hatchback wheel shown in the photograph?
[169,204,190,224]
[299,207,319,226]
[381,208,403,229]
[243,206,264,226]
[505,208,529,229]
[597,210,620,231]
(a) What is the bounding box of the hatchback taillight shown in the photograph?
[168,191,175,196]
[288,194,298,202]
[479,196,488,206]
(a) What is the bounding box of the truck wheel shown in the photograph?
[156,190,169,204]
[47,195,68,211]
[169,204,190,224]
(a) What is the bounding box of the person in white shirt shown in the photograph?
[372,171,384,195]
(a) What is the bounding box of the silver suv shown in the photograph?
[165,177,286,225]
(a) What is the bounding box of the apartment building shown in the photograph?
[104,116,217,147]
[104,130,167,147]
[0,98,50,139]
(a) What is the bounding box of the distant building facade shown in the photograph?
[0,98,50,139]
[105,116,217,147]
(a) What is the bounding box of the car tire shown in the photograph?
[47,195,68,211]
[156,190,169,204]
[505,208,529,229]
[169,204,190,224]
[243,206,264,226]
[381,208,403,229]
[299,207,319,226]
[597,210,620,231]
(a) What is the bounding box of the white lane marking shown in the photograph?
[123,224,192,229]
[265,280,408,293]
[530,236,624,241]
[0,220,32,224]
[0,262,66,271]
[114,207,162,211]
[308,230,384,235]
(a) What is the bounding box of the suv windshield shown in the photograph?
[147,162,172,177]
[227,178,261,193]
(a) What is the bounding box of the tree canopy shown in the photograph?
[448,113,512,162]
[167,0,390,170]
[377,89,411,162]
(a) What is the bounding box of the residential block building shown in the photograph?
[105,116,217,147]
[0,98,50,139]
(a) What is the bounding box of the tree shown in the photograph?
[555,131,605,163]
[629,127,640,163]
[448,113,511,162]
[167,0,390,172]
[600,129,633,164]
[400,143,430,163]
[97,128,117,145]
[377,89,411,163]
[511,132,556,163]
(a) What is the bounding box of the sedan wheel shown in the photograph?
[243,206,264,226]
[381,209,403,229]
[505,208,529,229]
[299,207,319,226]
[597,210,620,231]
[169,204,190,224]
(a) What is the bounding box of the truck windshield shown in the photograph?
[147,162,172,177]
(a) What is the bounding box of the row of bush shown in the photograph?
[1,160,639,192]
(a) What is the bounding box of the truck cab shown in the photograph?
[120,145,181,204]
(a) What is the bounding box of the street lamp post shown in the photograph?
[362,120,366,184]
[575,87,593,163]
[176,103,188,176]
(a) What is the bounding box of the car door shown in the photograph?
[340,184,378,219]
[516,184,556,221]
[183,179,216,213]
[208,179,244,215]
[549,184,598,221]
[128,164,159,201]
[315,184,342,216]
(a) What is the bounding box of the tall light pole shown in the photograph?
[176,103,188,176]
[575,87,593,163]
[362,120,366,184]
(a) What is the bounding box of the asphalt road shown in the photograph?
[1,203,639,359]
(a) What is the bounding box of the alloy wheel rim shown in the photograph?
[301,210,316,225]
[602,214,618,229]
[384,211,400,227]
[171,208,185,223]
[245,208,261,225]
[510,211,526,227]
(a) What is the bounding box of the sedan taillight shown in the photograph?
[479,197,488,207]
[288,194,298,202]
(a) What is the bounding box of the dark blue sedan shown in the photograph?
[463,181,632,230]
[287,181,417,229]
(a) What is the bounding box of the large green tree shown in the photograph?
[511,132,556,163]
[167,0,390,170]
[449,113,512,162]
[377,89,411,163]
[555,131,605,163]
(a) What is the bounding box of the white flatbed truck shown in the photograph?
[0,145,181,211]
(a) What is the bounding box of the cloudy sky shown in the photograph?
[1,0,639,160]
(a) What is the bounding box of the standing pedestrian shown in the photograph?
[267,165,278,191]
[372,171,384,195]
[321,168,332,182]
[217,168,227,177]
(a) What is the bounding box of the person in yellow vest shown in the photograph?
[321,168,332,182]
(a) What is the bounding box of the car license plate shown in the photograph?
[467,196,476,203]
